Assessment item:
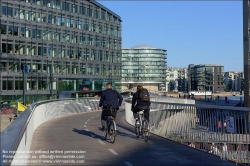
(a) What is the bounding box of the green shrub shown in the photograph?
[10,101,16,106]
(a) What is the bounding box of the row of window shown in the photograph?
[1,79,52,91]
[1,62,121,77]
[1,43,121,63]
[122,77,165,81]
[2,1,121,24]
[122,62,166,66]
[1,27,122,50]
[123,52,167,55]
[1,17,121,38]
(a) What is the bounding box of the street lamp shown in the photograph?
[109,65,112,85]
[50,69,53,99]
[21,63,26,105]
[204,68,206,101]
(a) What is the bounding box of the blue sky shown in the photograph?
[98,1,243,72]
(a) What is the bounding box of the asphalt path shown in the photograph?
[29,110,236,166]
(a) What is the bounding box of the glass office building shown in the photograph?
[122,44,167,92]
[188,64,224,93]
[0,0,122,102]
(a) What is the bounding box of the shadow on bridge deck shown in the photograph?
[29,110,236,166]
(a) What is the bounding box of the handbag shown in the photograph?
[102,90,115,116]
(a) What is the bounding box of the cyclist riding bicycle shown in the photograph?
[131,85,151,123]
[99,82,123,131]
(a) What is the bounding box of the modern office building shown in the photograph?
[0,0,122,103]
[122,44,167,92]
[166,67,188,92]
[243,1,250,107]
[188,64,224,93]
[224,71,244,92]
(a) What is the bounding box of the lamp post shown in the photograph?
[204,68,206,101]
[50,70,52,99]
[21,63,26,105]
[109,66,112,85]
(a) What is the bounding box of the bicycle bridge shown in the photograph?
[1,97,248,166]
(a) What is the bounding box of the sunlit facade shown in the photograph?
[188,64,224,93]
[0,0,122,102]
[122,45,167,92]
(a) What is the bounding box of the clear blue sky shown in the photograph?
[98,1,243,72]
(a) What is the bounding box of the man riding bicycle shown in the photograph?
[131,85,151,123]
[99,82,123,131]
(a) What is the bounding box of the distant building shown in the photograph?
[122,44,167,92]
[166,67,188,92]
[188,64,224,93]
[224,72,244,92]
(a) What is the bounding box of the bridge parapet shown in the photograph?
[0,98,100,166]
[125,99,250,165]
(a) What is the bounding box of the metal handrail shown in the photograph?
[125,98,250,165]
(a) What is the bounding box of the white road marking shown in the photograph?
[98,139,105,145]
[108,149,118,155]
[91,117,94,119]
[87,119,90,121]
[85,129,89,131]
[84,125,87,127]
[124,161,133,166]
[85,122,87,124]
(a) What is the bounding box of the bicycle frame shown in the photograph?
[138,111,144,131]
[105,116,117,132]
[135,110,149,142]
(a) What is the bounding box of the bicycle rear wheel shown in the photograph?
[109,121,116,144]
[102,126,107,140]
[142,120,149,142]
[135,120,140,138]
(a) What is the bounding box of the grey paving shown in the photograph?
[29,110,236,166]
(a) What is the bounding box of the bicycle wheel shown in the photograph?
[102,126,107,140]
[135,126,140,138]
[109,121,116,144]
[142,120,149,142]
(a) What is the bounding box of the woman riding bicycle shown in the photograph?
[131,85,151,123]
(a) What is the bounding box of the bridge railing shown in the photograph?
[1,98,100,166]
[125,99,250,165]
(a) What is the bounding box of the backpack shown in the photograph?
[139,88,150,102]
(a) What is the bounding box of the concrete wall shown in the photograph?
[10,99,100,166]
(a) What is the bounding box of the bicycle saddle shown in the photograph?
[138,111,144,115]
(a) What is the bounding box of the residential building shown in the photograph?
[188,64,224,93]
[0,0,122,102]
[166,67,188,92]
[121,44,167,92]
[224,72,244,92]
[243,0,250,107]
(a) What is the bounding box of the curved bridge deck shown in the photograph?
[29,110,235,166]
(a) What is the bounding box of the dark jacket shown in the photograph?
[99,88,123,108]
[132,91,150,109]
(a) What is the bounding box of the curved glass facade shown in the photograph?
[122,48,167,91]
[0,0,122,102]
